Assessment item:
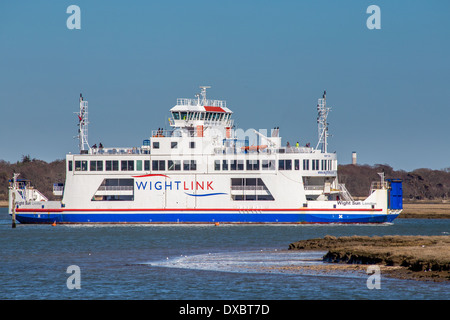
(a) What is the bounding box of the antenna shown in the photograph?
[315,90,331,153]
[199,86,211,105]
[75,93,90,153]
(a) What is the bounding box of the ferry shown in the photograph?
[8,87,403,224]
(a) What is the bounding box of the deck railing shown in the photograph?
[177,98,227,108]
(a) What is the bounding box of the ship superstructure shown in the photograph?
[9,87,402,224]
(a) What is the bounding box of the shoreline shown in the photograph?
[288,235,450,282]
[398,202,450,219]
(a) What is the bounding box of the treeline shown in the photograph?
[339,164,450,200]
[0,157,65,201]
[1,157,449,202]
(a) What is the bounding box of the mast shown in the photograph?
[315,91,331,153]
[76,93,90,153]
[199,86,211,105]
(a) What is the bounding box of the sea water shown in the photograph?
[0,207,448,300]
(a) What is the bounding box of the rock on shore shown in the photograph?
[289,235,450,281]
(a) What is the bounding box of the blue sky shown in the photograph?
[0,0,449,171]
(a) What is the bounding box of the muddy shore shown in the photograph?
[399,203,450,219]
[288,235,450,282]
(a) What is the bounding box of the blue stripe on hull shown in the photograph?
[14,212,399,224]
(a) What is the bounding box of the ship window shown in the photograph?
[168,160,181,171]
[262,160,275,170]
[105,160,119,171]
[214,160,220,171]
[222,160,228,170]
[200,112,205,120]
[100,178,134,187]
[136,160,142,171]
[246,160,260,170]
[92,178,134,201]
[153,142,160,149]
[321,160,327,170]
[181,112,187,120]
[328,160,333,171]
[172,112,180,120]
[144,160,150,171]
[295,159,300,170]
[90,160,103,171]
[68,160,73,171]
[278,159,292,170]
[152,160,165,171]
[303,159,309,170]
[312,159,319,170]
[230,160,244,170]
[171,142,178,149]
[75,160,88,171]
[257,194,274,201]
[121,160,134,171]
[183,160,196,171]
[231,178,243,187]
[189,141,195,149]
[231,178,274,201]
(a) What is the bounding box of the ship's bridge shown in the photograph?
[168,86,233,130]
